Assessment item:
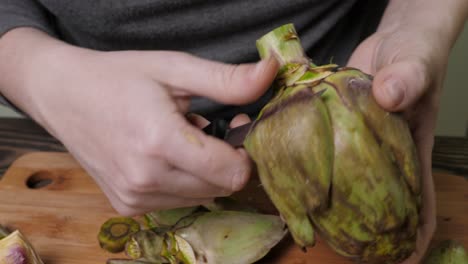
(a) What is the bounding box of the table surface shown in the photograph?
[0,117,467,263]
[1,117,467,178]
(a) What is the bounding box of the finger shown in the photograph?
[186,113,210,128]
[160,113,252,192]
[346,34,383,74]
[124,164,233,198]
[93,161,219,214]
[162,169,233,198]
[116,191,212,216]
[71,153,134,216]
[175,97,191,112]
[230,113,251,128]
[145,52,279,105]
[373,59,430,111]
[413,123,437,251]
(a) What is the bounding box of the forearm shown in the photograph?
[0,28,80,123]
[379,0,467,50]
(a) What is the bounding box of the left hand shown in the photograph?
[347,22,450,263]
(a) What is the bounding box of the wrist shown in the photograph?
[0,28,88,123]
[378,0,467,52]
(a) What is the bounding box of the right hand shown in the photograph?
[4,29,278,216]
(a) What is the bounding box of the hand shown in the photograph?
[8,29,279,216]
[347,24,449,263]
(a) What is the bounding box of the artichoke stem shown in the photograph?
[98,217,141,254]
[256,23,315,67]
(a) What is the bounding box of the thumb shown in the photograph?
[147,52,279,105]
[373,59,430,112]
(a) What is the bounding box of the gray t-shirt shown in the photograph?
[0,0,388,120]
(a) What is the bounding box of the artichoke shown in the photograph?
[244,24,421,263]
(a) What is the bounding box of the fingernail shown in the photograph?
[231,154,251,191]
[383,78,405,107]
[231,169,248,192]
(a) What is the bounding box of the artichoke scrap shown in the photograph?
[424,240,468,264]
[98,217,141,253]
[0,230,44,264]
[244,24,422,263]
[173,211,286,264]
[101,205,286,264]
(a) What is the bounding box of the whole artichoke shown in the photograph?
[243,24,422,264]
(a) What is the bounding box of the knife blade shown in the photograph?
[202,120,253,148]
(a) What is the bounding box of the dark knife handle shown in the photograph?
[202,119,229,140]
[202,119,251,148]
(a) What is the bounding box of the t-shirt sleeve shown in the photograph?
[0,0,56,114]
[0,0,56,38]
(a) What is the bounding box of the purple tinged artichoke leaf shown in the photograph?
[0,231,44,264]
[244,85,334,247]
[345,68,421,196]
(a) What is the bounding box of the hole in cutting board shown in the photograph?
[26,171,55,189]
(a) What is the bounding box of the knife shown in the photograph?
[202,120,253,148]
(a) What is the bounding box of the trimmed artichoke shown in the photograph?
[244,24,421,263]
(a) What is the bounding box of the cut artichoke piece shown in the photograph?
[424,240,468,264]
[125,230,166,263]
[175,211,286,264]
[98,217,141,253]
[0,230,44,264]
[161,232,179,264]
[174,234,196,264]
[144,207,200,229]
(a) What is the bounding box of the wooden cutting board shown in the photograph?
[0,152,466,264]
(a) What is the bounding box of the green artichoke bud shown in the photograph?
[244,24,421,263]
[0,230,44,264]
[424,240,468,264]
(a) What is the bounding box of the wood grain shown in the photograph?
[0,118,65,176]
[1,118,467,177]
[432,136,468,176]
[0,152,466,264]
